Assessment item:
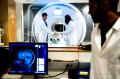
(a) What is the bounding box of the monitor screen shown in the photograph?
[9,42,48,75]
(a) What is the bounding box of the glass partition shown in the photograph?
[23,3,93,47]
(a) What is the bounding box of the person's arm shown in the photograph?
[41,21,54,35]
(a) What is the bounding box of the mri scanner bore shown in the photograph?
[32,2,86,47]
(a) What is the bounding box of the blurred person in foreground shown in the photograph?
[89,0,120,79]
[0,48,11,79]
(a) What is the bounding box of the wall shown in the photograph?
[49,51,91,62]
[0,0,16,45]
[8,0,16,43]
[16,3,23,41]
[0,0,8,45]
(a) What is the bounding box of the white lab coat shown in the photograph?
[63,21,77,46]
[38,20,54,42]
[90,17,120,79]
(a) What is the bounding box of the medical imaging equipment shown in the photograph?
[9,42,48,79]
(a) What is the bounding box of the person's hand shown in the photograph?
[60,32,63,35]
[53,32,59,35]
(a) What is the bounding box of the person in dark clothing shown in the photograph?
[0,47,12,79]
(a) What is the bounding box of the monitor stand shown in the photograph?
[34,75,40,79]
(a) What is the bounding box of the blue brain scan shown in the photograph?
[9,43,48,75]
[13,49,35,71]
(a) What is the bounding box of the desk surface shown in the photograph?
[48,47,90,52]
[0,46,91,53]
[0,46,9,48]
[48,48,90,52]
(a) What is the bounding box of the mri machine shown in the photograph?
[31,2,86,47]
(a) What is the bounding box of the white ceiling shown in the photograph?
[14,0,88,3]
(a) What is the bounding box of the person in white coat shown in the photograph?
[89,0,120,79]
[63,15,77,46]
[38,13,57,42]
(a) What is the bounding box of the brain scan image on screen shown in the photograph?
[9,43,48,75]
[13,49,35,71]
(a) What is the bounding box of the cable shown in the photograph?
[42,64,70,78]
[51,64,69,77]
[47,74,52,79]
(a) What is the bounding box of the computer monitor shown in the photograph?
[9,42,48,75]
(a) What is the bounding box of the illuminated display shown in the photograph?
[9,42,48,75]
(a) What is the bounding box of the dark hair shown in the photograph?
[0,48,12,78]
[42,13,47,17]
[65,15,72,24]
[91,0,119,12]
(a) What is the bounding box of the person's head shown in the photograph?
[65,15,72,24]
[89,0,119,23]
[42,13,47,21]
[0,48,12,78]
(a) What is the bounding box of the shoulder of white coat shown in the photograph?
[112,17,120,30]
[40,20,44,23]
[39,20,44,26]
[71,20,74,23]
[69,20,75,25]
